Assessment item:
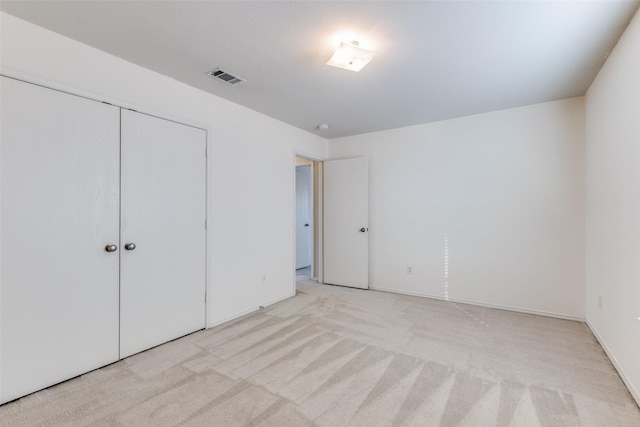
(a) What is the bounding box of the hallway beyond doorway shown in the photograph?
[296,266,311,282]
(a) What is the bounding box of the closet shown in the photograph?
[0,76,206,404]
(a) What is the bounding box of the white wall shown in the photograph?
[0,12,329,327]
[330,98,586,319]
[585,8,640,404]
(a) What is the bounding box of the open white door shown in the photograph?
[120,110,206,358]
[323,157,368,289]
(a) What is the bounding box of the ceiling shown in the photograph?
[2,1,638,139]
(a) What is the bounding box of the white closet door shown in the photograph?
[120,110,206,358]
[0,77,120,404]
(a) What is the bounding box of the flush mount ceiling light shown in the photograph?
[326,41,376,72]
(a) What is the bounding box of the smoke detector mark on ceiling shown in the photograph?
[206,68,245,85]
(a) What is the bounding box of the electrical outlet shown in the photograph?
[407,265,413,275]
[598,296,602,310]
[261,273,267,284]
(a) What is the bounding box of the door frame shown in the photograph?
[293,151,326,293]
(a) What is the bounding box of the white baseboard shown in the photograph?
[370,286,585,322]
[206,291,295,329]
[586,321,640,408]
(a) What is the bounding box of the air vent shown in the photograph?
[206,68,245,85]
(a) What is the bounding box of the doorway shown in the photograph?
[293,155,369,289]
[295,156,322,284]
[295,163,312,272]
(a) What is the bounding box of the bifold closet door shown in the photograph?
[120,110,206,358]
[0,77,120,404]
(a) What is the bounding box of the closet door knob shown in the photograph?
[124,243,136,251]
[105,244,118,252]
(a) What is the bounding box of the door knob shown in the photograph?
[124,243,136,251]
[105,244,118,252]
[360,227,367,233]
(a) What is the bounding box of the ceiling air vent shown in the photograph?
[206,68,245,85]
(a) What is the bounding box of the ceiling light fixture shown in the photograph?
[326,41,376,72]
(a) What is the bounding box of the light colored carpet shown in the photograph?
[1,281,639,426]
[296,266,312,281]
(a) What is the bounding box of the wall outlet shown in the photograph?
[261,273,267,284]
[407,265,413,275]
[598,296,602,310]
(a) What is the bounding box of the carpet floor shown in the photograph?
[1,281,639,426]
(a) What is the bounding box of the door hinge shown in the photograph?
[205,219,207,230]
[205,145,208,158]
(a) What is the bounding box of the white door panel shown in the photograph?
[1,77,120,403]
[323,157,368,289]
[120,110,206,358]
